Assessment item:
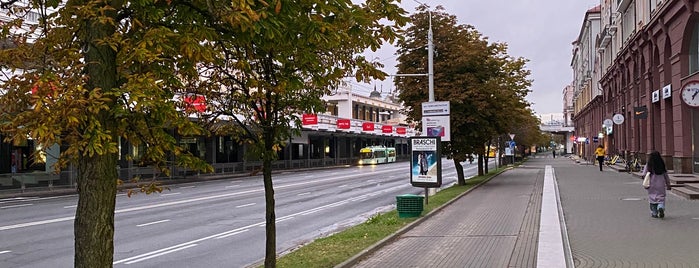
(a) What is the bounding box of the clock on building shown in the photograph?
[681,81,699,107]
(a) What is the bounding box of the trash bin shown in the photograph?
[396,194,424,218]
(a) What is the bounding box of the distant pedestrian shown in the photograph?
[552,149,556,158]
[594,145,605,171]
[642,151,672,218]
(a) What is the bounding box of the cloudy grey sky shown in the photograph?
[352,0,600,117]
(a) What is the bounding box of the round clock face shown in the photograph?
[681,81,699,107]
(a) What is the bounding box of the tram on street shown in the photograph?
[358,146,396,165]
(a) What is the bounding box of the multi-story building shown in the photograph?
[570,5,601,159]
[563,84,575,128]
[573,0,699,174]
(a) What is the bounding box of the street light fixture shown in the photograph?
[393,1,434,102]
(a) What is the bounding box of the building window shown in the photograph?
[690,21,699,74]
[649,0,661,13]
[621,4,635,43]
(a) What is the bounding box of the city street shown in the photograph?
[0,159,495,267]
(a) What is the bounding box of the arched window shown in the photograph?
[689,20,699,74]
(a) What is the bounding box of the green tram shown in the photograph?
[358,146,396,165]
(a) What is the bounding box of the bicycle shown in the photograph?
[604,154,625,166]
[625,154,642,173]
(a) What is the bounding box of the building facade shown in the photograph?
[571,5,602,159]
[573,0,699,173]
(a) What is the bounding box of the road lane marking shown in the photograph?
[214,229,248,239]
[235,203,255,208]
[0,250,10,254]
[3,170,407,231]
[114,183,411,264]
[125,244,198,264]
[1,204,33,209]
[63,205,77,209]
[160,192,181,197]
[136,219,171,227]
[297,192,311,196]
[276,217,293,223]
[179,186,195,189]
[225,185,239,188]
[339,184,348,188]
[0,216,75,231]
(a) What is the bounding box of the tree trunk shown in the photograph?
[477,153,484,176]
[74,152,118,268]
[263,130,277,267]
[454,158,465,185]
[74,1,120,266]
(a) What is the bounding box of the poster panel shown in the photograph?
[410,137,442,188]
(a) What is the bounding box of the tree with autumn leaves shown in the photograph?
[396,5,546,183]
[0,0,406,267]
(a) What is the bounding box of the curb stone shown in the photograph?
[333,167,512,268]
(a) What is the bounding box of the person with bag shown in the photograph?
[642,151,672,218]
[594,145,605,171]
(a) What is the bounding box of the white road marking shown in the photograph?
[124,244,198,264]
[160,192,181,197]
[2,170,407,231]
[339,184,348,188]
[1,203,33,209]
[275,217,293,223]
[136,219,170,227]
[235,203,255,208]
[225,185,239,188]
[179,186,195,189]
[214,229,248,239]
[0,250,11,254]
[63,205,77,209]
[114,183,411,264]
[0,216,75,231]
[297,192,311,196]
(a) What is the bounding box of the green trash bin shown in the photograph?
[396,194,424,218]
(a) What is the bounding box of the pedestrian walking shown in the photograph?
[552,149,556,158]
[642,151,672,218]
[594,145,605,171]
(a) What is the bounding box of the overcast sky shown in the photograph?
[351,0,600,117]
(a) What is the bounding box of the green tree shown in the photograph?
[191,1,407,266]
[0,1,256,266]
[396,5,536,183]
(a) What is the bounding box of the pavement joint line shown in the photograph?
[536,165,568,268]
[334,168,508,268]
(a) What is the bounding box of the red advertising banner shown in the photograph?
[337,119,351,129]
[396,127,407,134]
[382,125,393,133]
[362,122,375,131]
[184,95,206,113]
[302,114,318,125]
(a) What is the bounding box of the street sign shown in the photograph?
[421,101,451,141]
[603,119,613,128]
[509,133,515,140]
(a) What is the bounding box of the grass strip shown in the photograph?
[274,166,506,268]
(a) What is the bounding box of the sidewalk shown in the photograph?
[342,154,699,268]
